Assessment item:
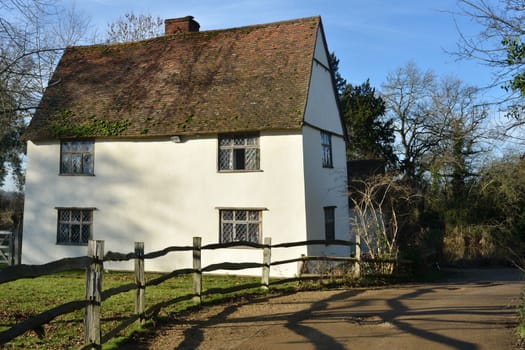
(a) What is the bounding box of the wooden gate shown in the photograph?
[0,231,12,265]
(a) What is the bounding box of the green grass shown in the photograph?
[0,270,301,349]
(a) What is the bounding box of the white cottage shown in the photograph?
[21,16,349,277]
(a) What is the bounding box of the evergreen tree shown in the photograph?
[340,81,396,164]
[329,53,396,165]
[329,52,347,96]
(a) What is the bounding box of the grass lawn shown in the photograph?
[0,269,296,349]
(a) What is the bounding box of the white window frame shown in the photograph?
[218,133,260,171]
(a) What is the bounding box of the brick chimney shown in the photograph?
[164,16,200,34]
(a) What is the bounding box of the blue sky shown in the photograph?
[68,0,498,97]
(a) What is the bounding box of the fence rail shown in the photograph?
[0,236,405,348]
[0,256,91,283]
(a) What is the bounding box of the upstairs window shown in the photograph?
[218,134,260,171]
[321,131,333,168]
[60,140,94,175]
[57,208,93,245]
[220,209,262,244]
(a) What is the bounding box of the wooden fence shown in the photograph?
[0,237,365,348]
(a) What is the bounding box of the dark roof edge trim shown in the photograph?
[316,18,349,144]
[302,121,345,138]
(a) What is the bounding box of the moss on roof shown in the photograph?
[23,16,321,140]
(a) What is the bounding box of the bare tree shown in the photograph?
[384,66,490,267]
[381,62,437,181]
[349,174,416,266]
[454,0,524,120]
[424,76,489,198]
[105,12,163,43]
[382,62,488,186]
[0,0,90,188]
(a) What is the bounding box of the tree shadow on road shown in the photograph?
[119,268,523,349]
[384,287,478,350]
[283,290,361,350]
[172,290,363,350]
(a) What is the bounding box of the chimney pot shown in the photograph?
[165,16,200,35]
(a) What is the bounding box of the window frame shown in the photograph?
[56,207,94,246]
[218,133,260,172]
[324,206,336,241]
[321,131,333,168]
[60,140,95,176]
[219,209,262,244]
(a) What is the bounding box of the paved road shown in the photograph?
[127,268,525,350]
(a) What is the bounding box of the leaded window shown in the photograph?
[218,134,260,171]
[220,209,261,244]
[57,208,92,245]
[321,131,333,168]
[60,140,94,175]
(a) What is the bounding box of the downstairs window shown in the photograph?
[56,208,93,245]
[220,209,262,244]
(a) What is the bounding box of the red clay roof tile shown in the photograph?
[23,16,321,140]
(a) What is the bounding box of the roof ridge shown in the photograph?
[197,15,321,34]
[67,16,321,50]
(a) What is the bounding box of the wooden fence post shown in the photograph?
[84,240,104,348]
[354,234,361,279]
[134,242,145,324]
[261,237,271,289]
[192,237,202,303]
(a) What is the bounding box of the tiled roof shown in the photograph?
[23,16,321,140]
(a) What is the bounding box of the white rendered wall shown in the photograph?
[302,28,350,258]
[22,131,309,277]
[304,29,343,135]
[301,127,350,258]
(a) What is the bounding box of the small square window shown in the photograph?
[220,209,261,243]
[60,140,94,175]
[218,134,260,171]
[56,208,93,245]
